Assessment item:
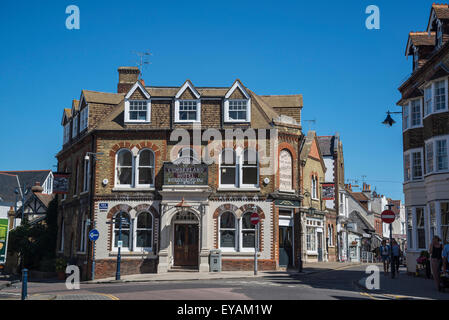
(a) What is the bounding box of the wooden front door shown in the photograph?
[174,224,199,267]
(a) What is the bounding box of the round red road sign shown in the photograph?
[250,212,260,225]
[381,210,396,224]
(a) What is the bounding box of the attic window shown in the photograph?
[225,100,250,122]
[126,100,151,123]
[413,47,419,71]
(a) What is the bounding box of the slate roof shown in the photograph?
[82,90,125,105]
[317,136,335,157]
[259,95,303,108]
[0,170,51,191]
[0,173,20,203]
[350,191,370,211]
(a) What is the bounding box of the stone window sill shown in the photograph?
[112,187,155,192]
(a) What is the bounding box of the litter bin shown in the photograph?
[210,250,222,272]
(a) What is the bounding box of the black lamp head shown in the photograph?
[382,112,396,127]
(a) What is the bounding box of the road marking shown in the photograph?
[97,293,120,300]
[360,292,384,300]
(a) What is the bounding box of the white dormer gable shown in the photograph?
[125,81,151,100]
[124,81,151,123]
[175,80,200,99]
[224,80,251,123]
[174,80,201,123]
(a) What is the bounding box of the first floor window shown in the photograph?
[220,212,237,249]
[437,140,448,171]
[83,157,90,192]
[416,208,426,249]
[425,86,432,116]
[426,142,434,174]
[220,149,237,186]
[116,149,133,186]
[135,212,153,249]
[137,149,154,186]
[311,176,318,199]
[411,99,422,127]
[129,101,148,121]
[412,151,423,179]
[78,216,88,252]
[403,104,409,130]
[441,202,449,244]
[434,80,447,111]
[241,149,258,186]
[113,212,131,249]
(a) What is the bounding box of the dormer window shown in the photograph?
[176,100,200,122]
[228,100,248,121]
[124,81,151,123]
[72,114,79,138]
[129,100,150,121]
[224,81,251,123]
[437,20,443,48]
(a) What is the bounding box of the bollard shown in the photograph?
[21,269,28,300]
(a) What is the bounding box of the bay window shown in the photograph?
[426,142,434,174]
[404,149,423,181]
[429,202,436,241]
[411,99,422,127]
[423,78,448,118]
[403,104,409,130]
[434,80,447,111]
[424,85,432,116]
[416,207,426,249]
[437,139,448,171]
[425,136,449,174]
[407,208,413,249]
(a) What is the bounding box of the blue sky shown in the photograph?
[0,1,437,200]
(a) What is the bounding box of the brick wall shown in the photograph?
[222,259,276,271]
[95,258,157,279]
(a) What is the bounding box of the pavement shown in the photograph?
[85,261,362,284]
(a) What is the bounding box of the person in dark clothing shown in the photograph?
[391,239,401,274]
[429,236,443,290]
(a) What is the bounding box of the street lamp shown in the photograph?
[381,111,403,127]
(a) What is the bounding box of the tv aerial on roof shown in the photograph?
[132,50,152,79]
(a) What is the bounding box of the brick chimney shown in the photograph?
[31,181,43,193]
[117,67,140,93]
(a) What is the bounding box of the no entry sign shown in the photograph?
[381,210,396,224]
[250,212,260,225]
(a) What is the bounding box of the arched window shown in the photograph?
[311,175,318,199]
[241,212,256,250]
[220,149,237,187]
[113,212,131,250]
[219,212,237,250]
[241,149,258,187]
[279,150,293,191]
[135,212,153,250]
[116,149,133,186]
[137,149,155,186]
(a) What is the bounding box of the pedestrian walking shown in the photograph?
[429,236,443,290]
[379,240,390,274]
[391,239,401,275]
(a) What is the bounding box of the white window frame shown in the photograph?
[424,85,433,117]
[112,212,131,253]
[306,219,321,254]
[240,212,256,253]
[425,135,449,175]
[415,207,427,250]
[115,149,134,188]
[423,77,448,119]
[406,207,413,250]
[78,216,88,253]
[224,80,251,123]
[80,106,89,132]
[134,211,153,251]
[125,100,151,123]
[175,99,201,123]
[403,148,423,181]
[219,212,238,252]
[240,149,259,188]
[403,103,410,131]
[219,149,238,188]
[136,149,155,187]
[413,46,419,71]
[410,98,422,128]
[224,99,251,123]
[311,176,318,200]
[426,141,434,174]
